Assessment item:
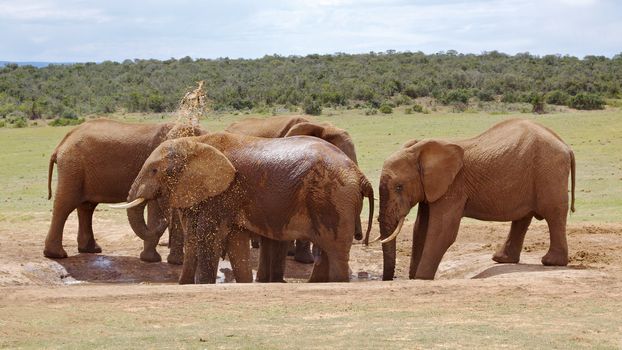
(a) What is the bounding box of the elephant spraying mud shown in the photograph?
[114,132,374,283]
[372,119,576,280]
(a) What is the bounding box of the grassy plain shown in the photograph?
[1,108,622,349]
[1,108,620,221]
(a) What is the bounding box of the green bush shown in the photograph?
[412,103,425,113]
[441,89,470,105]
[49,117,85,127]
[12,117,27,128]
[302,98,322,116]
[0,120,5,128]
[405,107,412,114]
[477,90,495,102]
[529,93,545,114]
[546,90,570,106]
[570,93,605,110]
[379,103,393,114]
[364,108,378,115]
[501,92,519,103]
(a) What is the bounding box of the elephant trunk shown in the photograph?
[127,200,149,241]
[382,239,397,281]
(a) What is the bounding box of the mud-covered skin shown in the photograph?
[127,132,373,284]
[43,119,205,262]
[378,119,576,280]
[225,115,362,267]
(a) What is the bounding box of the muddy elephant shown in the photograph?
[44,119,205,263]
[225,115,361,264]
[373,118,576,280]
[116,132,374,284]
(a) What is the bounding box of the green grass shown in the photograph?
[1,283,621,349]
[1,109,621,221]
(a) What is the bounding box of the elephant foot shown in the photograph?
[541,251,568,266]
[43,247,68,259]
[255,278,286,283]
[294,248,315,264]
[167,253,184,265]
[78,242,102,254]
[492,251,520,264]
[140,249,162,263]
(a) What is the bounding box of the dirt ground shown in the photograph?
[1,212,622,348]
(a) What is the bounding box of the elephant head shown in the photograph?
[118,138,236,209]
[285,122,358,165]
[376,139,464,280]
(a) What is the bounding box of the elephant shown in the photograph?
[115,132,374,284]
[225,115,361,264]
[373,118,576,280]
[44,118,205,263]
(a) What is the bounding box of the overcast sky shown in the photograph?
[0,0,620,62]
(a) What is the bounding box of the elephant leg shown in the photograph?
[195,245,221,284]
[414,200,464,280]
[76,202,102,253]
[541,212,569,266]
[178,225,197,284]
[44,193,80,259]
[227,230,252,283]
[308,249,330,282]
[326,249,350,282]
[493,215,533,264]
[167,210,185,265]
[409,203,429,279]
[270,240,289,282]
[256,237,287,283]
[294,240,314,264]
[256,236,271,282]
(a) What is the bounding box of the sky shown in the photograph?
[0,0,620,62]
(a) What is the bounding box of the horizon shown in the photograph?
[1,0,620,62]
[1,49,619,67]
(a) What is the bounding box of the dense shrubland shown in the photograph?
[0,50,620,125]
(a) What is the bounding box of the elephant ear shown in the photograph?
[169,142,236,208]
[402,139,419,149]
[418,140,464,203]
[285,122,325,138]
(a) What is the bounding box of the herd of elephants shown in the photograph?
[42,115,576,283]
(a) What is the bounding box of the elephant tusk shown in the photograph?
[380,217,405,244]
[369,235,382,243]
[108,197,145,209]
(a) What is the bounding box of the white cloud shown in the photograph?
[0,0,620,61]
[0,0,111,22]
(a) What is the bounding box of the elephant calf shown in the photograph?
[117,132,374,284]
[374,118,576,280]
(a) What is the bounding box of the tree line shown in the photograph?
[1,50,621,122]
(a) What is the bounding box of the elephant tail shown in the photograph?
[570,149,576,213]
[47,151,57,200]
[361,177,374,246]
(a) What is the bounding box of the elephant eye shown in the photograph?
[395,184,403,193]
[151,168,158,175]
